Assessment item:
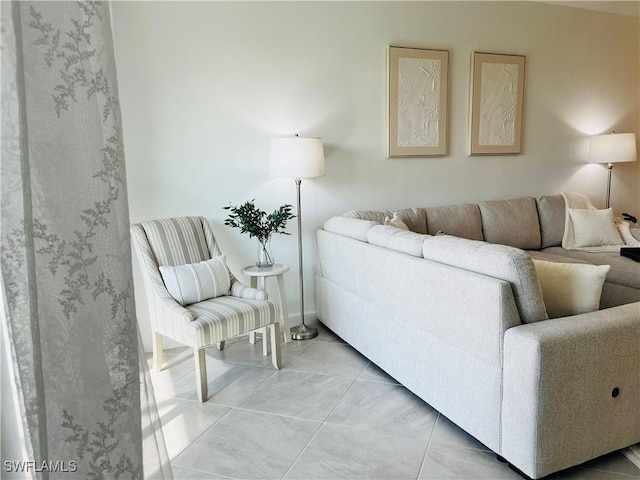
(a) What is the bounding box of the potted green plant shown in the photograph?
[223,200,295,268]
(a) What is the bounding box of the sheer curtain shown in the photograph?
[1,2,171,478]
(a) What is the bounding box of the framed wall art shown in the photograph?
[387,46,449,157]
[469,52,526,155]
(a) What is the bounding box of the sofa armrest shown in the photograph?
[501,303,640,479]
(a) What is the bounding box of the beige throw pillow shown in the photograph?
[568,208,623,247]
[159,255,231,306]
[532,259,610,318]
[384,212,409,230]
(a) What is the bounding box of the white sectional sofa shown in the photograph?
[314,194,640,479]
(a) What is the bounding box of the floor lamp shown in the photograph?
[589,132,637,209]
[270,135,325,340]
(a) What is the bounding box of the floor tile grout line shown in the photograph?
[170,366,279,409]
[157,336,287,441]
[169,404,235,464]
[589,467,640,477]
[149,359,196,385]
[277,372,347,478]
[232,367,279,409]
[430,439,493,455]
[280,421,434,480]
[169,335,356,476]
[278,357,365,480]
[316,360,369,423]
[171,463,238,480]
[279,365,366,380]
[322,417,437,443]
[228,405,325,425]
[278,419,324,480]
[153,334,639,480]
[199,339,314,370]
[416,412,440,480]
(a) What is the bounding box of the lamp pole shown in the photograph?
[269,135,324,341]
[606,163,613,209]
[290,177,318,340]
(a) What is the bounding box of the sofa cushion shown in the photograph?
[323,217,378,242]
[422,235,548,323]
[541,247,640,291]
[536,194,565,248]
[479,197,542,250]
[343,210,387,223]
[532,259,610,318]
[367,225,429,257]
[424,204,484,240]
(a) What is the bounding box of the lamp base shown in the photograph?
[291,324,318,340]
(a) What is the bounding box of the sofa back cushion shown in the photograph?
[343,209,387,224]
[536,194,565,248]
[366,225,429,257]
[479,197,542,250]
[424,204,484,240]
[323,217,378,242]
[344,207,427,234]
[422,235,548,323]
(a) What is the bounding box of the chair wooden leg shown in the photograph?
[262,327,268,356]
[216,340,225,351]
[194,347,208,402]
[153,332,163,372]
[270,323,282,369]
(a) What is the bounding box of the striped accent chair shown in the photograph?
[131,216,282,402]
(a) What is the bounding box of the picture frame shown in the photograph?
[387,46,449,157]
[469,52,526,155]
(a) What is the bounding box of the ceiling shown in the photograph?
[541,1,640,17]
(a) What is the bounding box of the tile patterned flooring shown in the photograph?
[149,324,640,480]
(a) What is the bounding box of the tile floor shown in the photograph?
[149,324,640,480]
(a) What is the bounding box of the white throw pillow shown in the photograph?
[159,255,231,306]
[384,212,409,230]
[568,208,623,247]
[532,259,610,319]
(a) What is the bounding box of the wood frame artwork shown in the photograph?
[469,52,526,155]
[387,46,449,157]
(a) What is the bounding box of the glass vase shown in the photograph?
[256,237,274,269]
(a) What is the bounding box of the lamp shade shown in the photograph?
[589,132,637,164]
[270,137,325,179]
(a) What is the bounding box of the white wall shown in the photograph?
[112,1,640,351]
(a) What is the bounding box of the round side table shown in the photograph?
[241,264,291,348]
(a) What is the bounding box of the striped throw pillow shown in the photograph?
[159,255,231,306]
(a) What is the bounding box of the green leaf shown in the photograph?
[223,200,295,241]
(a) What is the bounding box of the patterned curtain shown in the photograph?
[1,2,171,478]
